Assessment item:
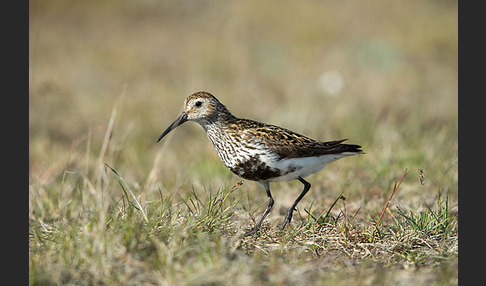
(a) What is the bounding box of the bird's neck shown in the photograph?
[202,112,240,165]
[199,110,237,132]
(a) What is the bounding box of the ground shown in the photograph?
[30,1,458,285]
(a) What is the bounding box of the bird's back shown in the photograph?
[232,118,362,159]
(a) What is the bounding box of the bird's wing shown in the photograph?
[236,119,362,159]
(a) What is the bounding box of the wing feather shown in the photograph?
[234,119,363,159]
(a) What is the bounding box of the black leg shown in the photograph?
[245,182,274,236]
[281,176,311,230]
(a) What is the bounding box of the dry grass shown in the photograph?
[30,0,457,285]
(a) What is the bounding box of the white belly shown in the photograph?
[266,153,355,182]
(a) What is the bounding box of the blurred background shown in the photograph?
[29,0,457,210]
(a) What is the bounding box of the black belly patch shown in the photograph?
[229,157,281,181]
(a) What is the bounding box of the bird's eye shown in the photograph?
[194,101,202,107]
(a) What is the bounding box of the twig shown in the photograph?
[370,168,424,242]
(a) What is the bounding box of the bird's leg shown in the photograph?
[245,182,274,236]
[281,176,311,230]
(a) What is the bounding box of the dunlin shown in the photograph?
[157,91,363,233]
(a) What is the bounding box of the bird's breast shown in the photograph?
[205,128,284,181]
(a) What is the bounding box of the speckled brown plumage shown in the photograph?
[157,91,363,234]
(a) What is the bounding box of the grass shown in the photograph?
[395,193,457,239]
[29,156,457,284]
[30,0,457,285]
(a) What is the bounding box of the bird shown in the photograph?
[157,91,363,234]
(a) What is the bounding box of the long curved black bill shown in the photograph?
[157,112,188,142]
